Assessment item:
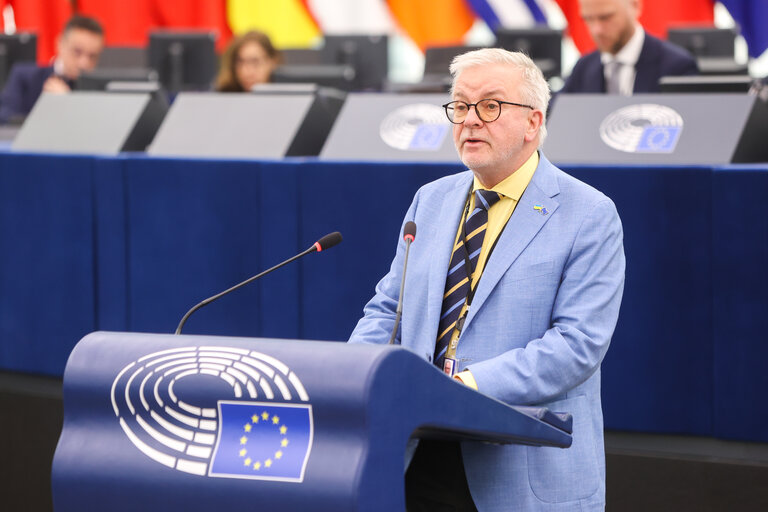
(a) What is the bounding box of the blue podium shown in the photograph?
[52,332,573,511]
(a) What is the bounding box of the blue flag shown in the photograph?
[720,0,768,58]
[209,401,313,482]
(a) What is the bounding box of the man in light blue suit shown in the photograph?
[349,48,625,511]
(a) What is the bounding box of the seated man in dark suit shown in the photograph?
[560,0,697,95]
[0,15,104,123]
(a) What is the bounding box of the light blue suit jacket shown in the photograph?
[349,154,625,511]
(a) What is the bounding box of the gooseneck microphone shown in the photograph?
[175,231,343,335]
[388,221,416,344]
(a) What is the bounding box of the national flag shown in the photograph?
[466,0,547,30]
[386,0,476,51]
[720,0,768,58]
[226,0,322,48]
[209,401,313,481]
[306,0,395,35]
[1,0,72,65]
[554,0,715,54]
[152,0,232,52]
[76,0,155,48]
[73,0,233,53]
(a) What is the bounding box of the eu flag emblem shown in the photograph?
[409,124,449,151]
[637,126,681,153]
[209,401,313,482]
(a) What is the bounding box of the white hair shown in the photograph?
[449,48,551,145]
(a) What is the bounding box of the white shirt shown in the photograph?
[600,25,645,96]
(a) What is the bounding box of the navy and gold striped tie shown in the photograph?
[434,189,502,369]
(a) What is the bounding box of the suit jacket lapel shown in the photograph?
[633,34,657,93]
[462,156,560,330]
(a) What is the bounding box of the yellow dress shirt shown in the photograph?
[453,151,539,389]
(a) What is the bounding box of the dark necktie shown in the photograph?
[434,189,502,369]
[605,60,622,94]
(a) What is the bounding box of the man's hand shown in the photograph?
[43,76,72,94]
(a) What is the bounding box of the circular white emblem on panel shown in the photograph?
[379,103,450,151]
[599,103,684,153]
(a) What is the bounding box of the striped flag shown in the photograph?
[226,0,321,48]
[720,0,768,58]
[306,0,395,34]
[466,0,548,30]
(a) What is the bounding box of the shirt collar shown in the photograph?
[601,24,645,66]
[53,57,65,76]
[472,150,539,201]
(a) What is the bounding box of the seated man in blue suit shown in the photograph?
[0,15,104,124]
[561,0,697,94]
[349,48,625,511]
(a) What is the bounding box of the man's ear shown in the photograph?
[525,110,544,142]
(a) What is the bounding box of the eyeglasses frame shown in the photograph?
[442,99,535,124]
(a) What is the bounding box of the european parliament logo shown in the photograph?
[379,103,450,151]
[110,346,313,482]
[599,104,683,154]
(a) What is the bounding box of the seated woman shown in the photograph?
[216,31,280,92]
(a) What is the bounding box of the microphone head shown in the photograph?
[403,221,417,243]
[313,231,343,252]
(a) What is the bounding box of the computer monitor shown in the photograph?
[0,33,37,88]
[98,46,147,69]
[659,74,754,93]
[148,31,217,92]
[76,68,159,91]
[667,27,737,58]
[321,35,388,91]
[494,27,563,79]
[271,64,356,91]
[280,48,323,66]
[423,45,484,78]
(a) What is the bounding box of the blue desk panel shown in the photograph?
[712,167,768,442]
[568,166,714,436]
[0,153,98,375]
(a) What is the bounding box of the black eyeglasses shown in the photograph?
[442,99,534,124]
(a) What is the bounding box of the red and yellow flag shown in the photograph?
[227,0,321,48]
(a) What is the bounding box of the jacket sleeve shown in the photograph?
[0,65,27,124]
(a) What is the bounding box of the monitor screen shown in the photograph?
[76,68,159,91]
[271,64,356,91]
[321,35,388,91]
[98,46,147,69]
[280,48,323,66]
[0,33,37,88]
[659,74,754,93]
[667,27,737,58]
[148,31,217,92]
[494,27,563,79]
[423,45,484,78]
